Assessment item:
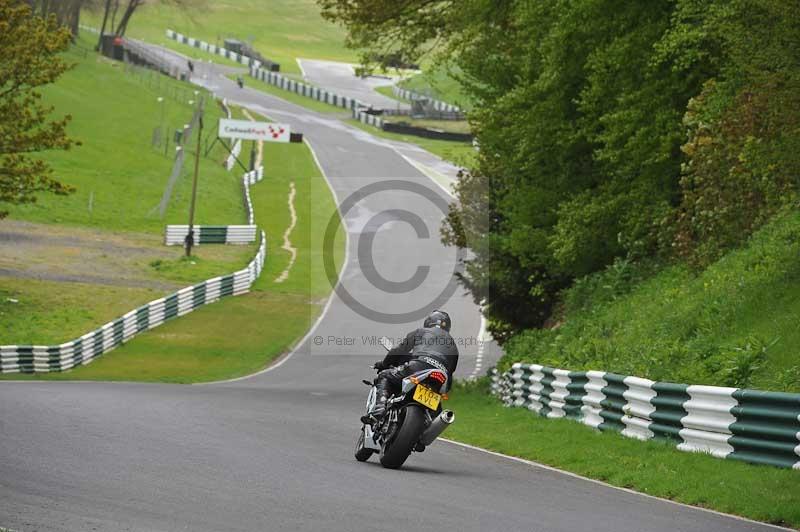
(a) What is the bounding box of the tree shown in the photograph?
[92,0,204,47]
[322,0,800,340]
[29,0,97,37]
[0,0,78,219]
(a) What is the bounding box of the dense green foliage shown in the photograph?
[502,210,800,392]
[322,0,800,344]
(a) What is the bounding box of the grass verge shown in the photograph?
[347,119,476,168]
[0,278,163,346]
[374,85,405,103]
[445,381,800,528]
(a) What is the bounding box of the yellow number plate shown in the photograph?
[413,384,441,410]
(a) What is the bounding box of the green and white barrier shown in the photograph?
[352,107,384,128]
[490,363,800,469]
[242,166,263,225]
[226,138,242,171]
[250,64,368,112]
[164,225,257,245]
[166,29,268,70]
[0,231,266,374]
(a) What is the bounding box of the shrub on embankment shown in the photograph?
[499,209,800,392]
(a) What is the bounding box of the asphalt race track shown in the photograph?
[297,58,408,110]
[0,46,783,532]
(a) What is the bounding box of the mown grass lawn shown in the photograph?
[445,381,800,528]
[81,0,357,75]
[373,85,405,103]
[7,35,244,234]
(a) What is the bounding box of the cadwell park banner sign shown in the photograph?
[218,118,291,142]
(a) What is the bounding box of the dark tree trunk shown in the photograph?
[110,0,120,34]
[97,0,113,49]
[115,0,141,37]
[68,0,81,39]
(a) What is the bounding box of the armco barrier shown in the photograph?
[164,225,257,245]
[226,139,242,171]
[352,108,384,128]
[165,29,279,71]
[490,364,800,469]
[0,231,266,374]
[250,64,368,112]
[242,166,263,225]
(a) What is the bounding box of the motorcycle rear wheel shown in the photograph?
[379,405,426,469]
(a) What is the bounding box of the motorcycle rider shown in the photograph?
[362,310,459,423]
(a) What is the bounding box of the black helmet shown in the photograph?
[423,310,451,332]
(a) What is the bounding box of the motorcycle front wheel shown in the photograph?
[379,405,426,469]
[354,428,373,462]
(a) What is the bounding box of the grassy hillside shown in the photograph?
[7,36,243,233]
[0,35,345,382]
[82,0,357,75]
[1,139,345,383]
[501,209,800,393]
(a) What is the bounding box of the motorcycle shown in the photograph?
[354,337,455,469]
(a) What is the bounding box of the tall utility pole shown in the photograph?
[185,100,204,257]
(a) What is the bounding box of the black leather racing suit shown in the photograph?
[369,327,459,418]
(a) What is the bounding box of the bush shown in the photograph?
[501,210,800,392]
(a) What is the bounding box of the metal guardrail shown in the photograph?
[352,107,384,128]
[490,364,800,469]
[250,64,368,111]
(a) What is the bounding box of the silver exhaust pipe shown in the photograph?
[419,410,455,446]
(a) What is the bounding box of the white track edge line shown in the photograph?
[440,438,791,531]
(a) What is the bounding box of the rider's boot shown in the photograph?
[361,378,390,425]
